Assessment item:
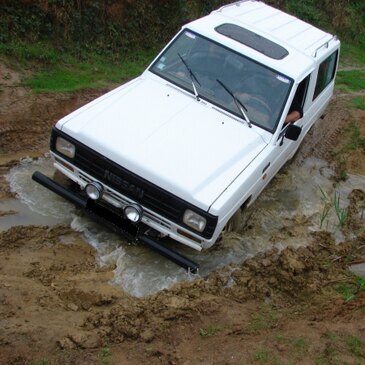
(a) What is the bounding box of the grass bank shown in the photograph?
[0,41,157,92]
[1,38,364,93]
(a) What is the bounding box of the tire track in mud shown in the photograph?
[295,93,350,163]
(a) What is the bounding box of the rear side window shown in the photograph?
[313,50,338,100]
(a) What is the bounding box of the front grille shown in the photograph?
[51,128,217,239]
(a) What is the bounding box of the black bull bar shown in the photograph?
[32,171,199,273]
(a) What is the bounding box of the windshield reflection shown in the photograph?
[150,29,293,132]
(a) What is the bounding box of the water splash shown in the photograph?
[4,156,365,297]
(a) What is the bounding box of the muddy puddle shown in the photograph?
[4,156,365,297]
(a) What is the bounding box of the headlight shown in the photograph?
[183,209,207,232]
[55,137,75,158]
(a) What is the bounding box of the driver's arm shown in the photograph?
[285,100,303,124]
[285,110,302,124]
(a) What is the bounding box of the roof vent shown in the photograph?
[216,23,289,60]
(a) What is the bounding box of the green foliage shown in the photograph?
[336,276,365,302]
[0,41,62,64]
[352,97,365,110]
[319,186,331,229]
[286,0,327,29]
[31,360,51,365]
[336,70,365,93]
[0,0,231,55]
[318,187,347,229]
[343,121,365,152]
[248,305,280,333]
[333,191,347,228]
[11,45,155,92]
[199,324,222,337]
[254,350,269,363]
[291,337,309,356]
[100,347,112,365]
[1,0,364,56]
[346,335,365,358]
[284,0,365,41]
[340,42,365,66]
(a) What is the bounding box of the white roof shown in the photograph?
[184,0,339,81]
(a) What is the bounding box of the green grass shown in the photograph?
[31,360,51,365]
[340,42,365,67]
[346,335,365,358]
[199,324,222,337]
[336,70,365,93]
[24,52,154,92]
[0,41,63,64]
[100,347,112,365]
[352,96,365,110]
[336,276,365,302]
[249,308,279,332]
[344,121,365,152]
[291,337,309,354]
[0,41,157,92]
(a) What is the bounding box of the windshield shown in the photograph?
[149,30,293,132]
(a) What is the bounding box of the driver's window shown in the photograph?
[284,75,310,125]
[295,75,310,109]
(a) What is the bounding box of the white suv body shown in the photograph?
[35,1,340,255]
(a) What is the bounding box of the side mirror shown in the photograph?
[285,124,302,141]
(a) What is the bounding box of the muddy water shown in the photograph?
[5,156,365,297]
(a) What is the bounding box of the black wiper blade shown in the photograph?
[216,78,252,128]
[178,53,201,101]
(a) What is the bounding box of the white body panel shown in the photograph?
[59,77,267,211]
[52,0,340,250]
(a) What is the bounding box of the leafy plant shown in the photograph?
[319,186,331,229]
[346,335,365,358]
[199,324,222,337]
[336,283,355,301]
[336,276,365,301]
[318,187,348,229]
[100,347,112,365]
[333,191,347,228]
[291,337,309,354]
[254,350,269,363]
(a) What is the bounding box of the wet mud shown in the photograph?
[0,60,364,364]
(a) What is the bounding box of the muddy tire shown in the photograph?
[225,209,242,233]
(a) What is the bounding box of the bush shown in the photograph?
[0,0,364,54]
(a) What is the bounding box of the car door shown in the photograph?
[257,75,311,190]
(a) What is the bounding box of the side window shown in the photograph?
[313,50,338,100]
[295,74,310,109]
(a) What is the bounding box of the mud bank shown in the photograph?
[1,60,365,364]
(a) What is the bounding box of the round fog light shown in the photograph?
[124,204,143,223]
[85,182,104,201]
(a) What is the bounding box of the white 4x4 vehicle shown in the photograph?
[33,0,340,271]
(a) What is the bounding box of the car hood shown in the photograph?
[58,76,267,211]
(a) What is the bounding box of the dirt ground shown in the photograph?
[0,60,364,365]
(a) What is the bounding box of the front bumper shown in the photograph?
[32,171,199,272]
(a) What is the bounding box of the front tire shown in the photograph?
[225,209,242,233]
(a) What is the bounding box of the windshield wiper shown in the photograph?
[178,53,201,101]
[216,79,252,128]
